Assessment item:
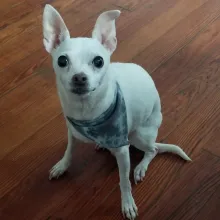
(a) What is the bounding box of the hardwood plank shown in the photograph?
[162,84,220,159]
[140,150,220,220]
[0,74,61,160]
[0,0,26,13]
[0,116,115,219]
[194,184,220,220]
[0,0,59,43]
[0,114,65,199]
[113,0,210,62]
[0,0,93,36]
[0,48,48,96]
[112,0,150,11]
[152,16,220,140]
[116,0,178,44]
[0,1,33,31]
[201,126,220,157]
[132,0,220,72]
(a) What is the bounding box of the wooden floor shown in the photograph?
[1,0,220,219]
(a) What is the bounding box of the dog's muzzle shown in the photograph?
[71,73,90,95]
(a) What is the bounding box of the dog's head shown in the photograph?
[43,5,120,96]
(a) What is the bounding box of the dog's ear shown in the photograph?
[92,10,121,54]
[43,4,70,53]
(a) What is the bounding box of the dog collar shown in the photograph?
[66,83,129,148]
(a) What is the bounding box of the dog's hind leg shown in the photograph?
[131,125,159,184]
[131,109,191,184]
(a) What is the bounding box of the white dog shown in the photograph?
[43,5,191,219]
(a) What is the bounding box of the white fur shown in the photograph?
[43,5,191,219]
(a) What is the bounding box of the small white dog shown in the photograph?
[43,5,191,219]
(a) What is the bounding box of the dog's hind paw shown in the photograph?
[133,164,148,184]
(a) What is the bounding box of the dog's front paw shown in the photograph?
[122,194,138,220]
[49,159,69,180]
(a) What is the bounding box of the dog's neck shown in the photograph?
[57,74,116,121]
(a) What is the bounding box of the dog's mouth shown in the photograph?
[70,87,96,95]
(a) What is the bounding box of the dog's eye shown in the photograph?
[58,55,68,68]
[93,56,104,68]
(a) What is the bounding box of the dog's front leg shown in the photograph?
[110,146,138,220]
[49,129,74,180]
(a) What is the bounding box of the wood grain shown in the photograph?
[147,16,220,142]
[133,0,220,72]
[194,183,220,220]
[203,126,220,157]
[141,150,220,220]
[113,0,211,62]
[1,0,220,219]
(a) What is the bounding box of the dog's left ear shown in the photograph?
[92,10,121,54]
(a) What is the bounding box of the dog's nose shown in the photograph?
[72,73,88,85]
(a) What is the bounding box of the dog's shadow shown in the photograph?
[66,144,185,182]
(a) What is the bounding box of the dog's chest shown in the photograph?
[66,83,129,148]
[68,125,93,143]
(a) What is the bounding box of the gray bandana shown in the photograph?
[66,83,129,148]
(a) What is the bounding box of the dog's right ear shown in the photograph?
[43,4,70,53]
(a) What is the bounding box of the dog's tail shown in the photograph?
[155,143,192,161]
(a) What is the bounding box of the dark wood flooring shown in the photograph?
[0,0,220,219]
